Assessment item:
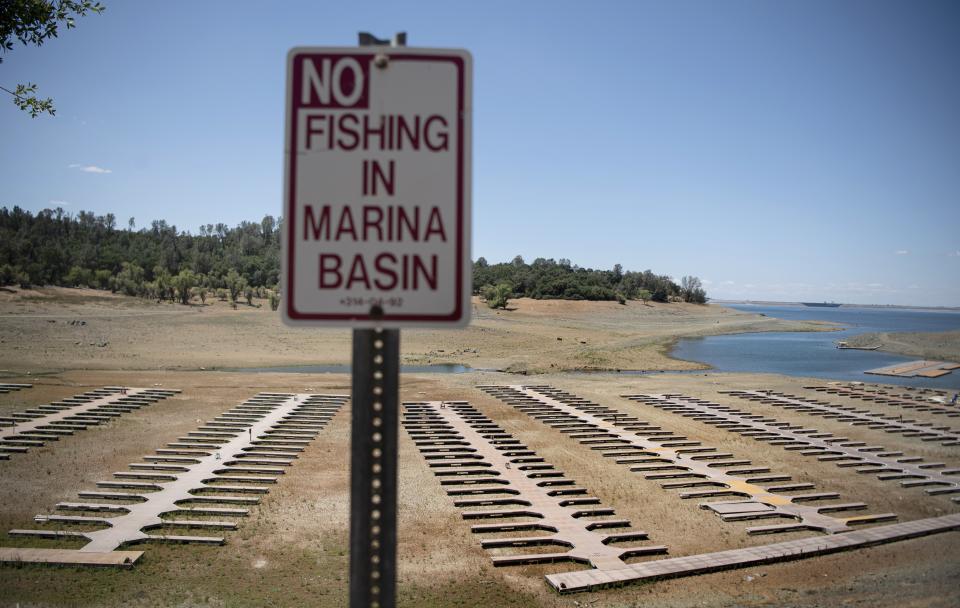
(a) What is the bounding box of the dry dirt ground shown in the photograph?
[0,290,957,607]
[0,287,831,374]
[847,330,960,363]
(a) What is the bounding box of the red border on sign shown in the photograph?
[285,53,466,323]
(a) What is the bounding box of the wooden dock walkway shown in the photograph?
[0,383,32,395]
[480,385,888,535]
[0,387,180,459]
[0,392,346,567]
[805,384,959,417]
[865,360,959,378]
[546,513,960,592]
[404,401,665,571]
[0,547,143,568]
[631,393,960,504]
[726,390,960,446]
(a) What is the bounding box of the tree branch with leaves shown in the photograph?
[1,0,105,117]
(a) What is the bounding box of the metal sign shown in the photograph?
[282,46,472,327]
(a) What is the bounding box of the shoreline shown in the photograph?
[844,330,960,363]
[0,288,834,376]
[0,318,834,376]
[712,300,960,312]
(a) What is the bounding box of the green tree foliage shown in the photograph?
[481,283,511,309]
[224,269,246,303]
[63,264,91,287]
[0,263,21,286]
[93,269,111,289]
[0,206,281,299]
[0,207,709,307]
[5,82,53,117]
[473,257,692,303]
[1,1,106,117]
[171,269,198,305]
[113,262,144,296]
[153,266,172,301]
[680,275,707,304]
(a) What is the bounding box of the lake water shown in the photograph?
[673,304,960,389]
[221,363,472,374]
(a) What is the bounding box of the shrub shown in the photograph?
[64,266,93,287]
[93,269,113,290]
[481,283,511,309]
[171,270,198,305]
[0,264,17,286]
[115,262,145,296]
[225,269,246,302]
[194,287,207,304]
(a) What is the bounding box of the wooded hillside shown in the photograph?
[0,206,707,305]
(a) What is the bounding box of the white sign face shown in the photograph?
[282,47,472,327]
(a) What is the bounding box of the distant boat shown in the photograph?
[802,302,841,308]
[836,341,880,350]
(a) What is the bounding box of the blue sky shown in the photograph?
[1,1,958,306]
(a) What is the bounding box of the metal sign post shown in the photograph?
[350,321,399,607]
[350,31,404,608]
